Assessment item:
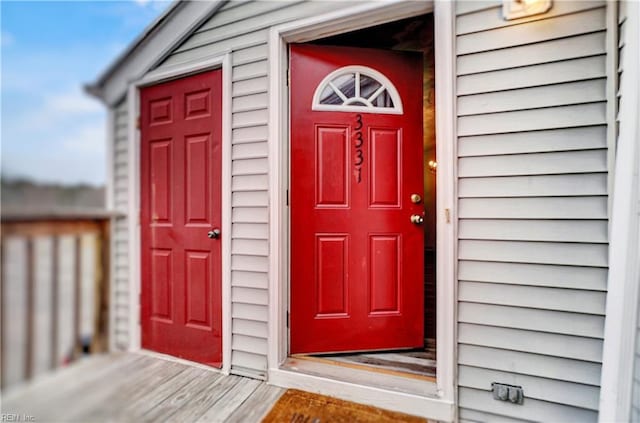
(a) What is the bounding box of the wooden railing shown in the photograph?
[0,210,112,390]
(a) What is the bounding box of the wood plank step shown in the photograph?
[6,354,148,420]
[226,383,285,423]
[166,375,245,422]
[75,359,193,421]
[142,370,223,422]
[120,366,209,419]
[195,377,262,422]
[59,355,163,421]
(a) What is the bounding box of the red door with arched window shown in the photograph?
[290,45,424,354]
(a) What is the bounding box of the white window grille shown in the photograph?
[311,65,403,114]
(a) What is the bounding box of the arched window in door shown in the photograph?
[312,65,403,114]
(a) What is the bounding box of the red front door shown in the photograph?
[290,45,424,354]
[140,69,222,366]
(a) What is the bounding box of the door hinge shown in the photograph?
[136,116,140,129]
[286,311,290,328]
[287,68,290,86]
[286,189,289,206]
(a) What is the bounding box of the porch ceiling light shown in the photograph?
[502,0,552,20]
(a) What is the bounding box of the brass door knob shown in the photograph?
[410,215,424,225]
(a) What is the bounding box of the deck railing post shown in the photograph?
[25,237,35,381]
[73,235,82,360]
[51,235,59,369]
[1,236,6,389]
[92,219,110,353]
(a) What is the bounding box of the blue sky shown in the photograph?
[1,0,171,186]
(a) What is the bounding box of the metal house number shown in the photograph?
[354,113,364,183]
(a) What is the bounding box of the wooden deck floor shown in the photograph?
[2,353,284,423]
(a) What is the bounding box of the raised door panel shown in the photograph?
[369,235,401,314]
[369,128,401,208]
[149,139,172,224]
[185,134,210,225]
[185,251,211,329]
[315,235,349,316]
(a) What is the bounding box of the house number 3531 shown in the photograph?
[354,114,364,183]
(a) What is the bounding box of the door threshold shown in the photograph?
[268,365,452,421]
[293,343,436,380]
[290,353,435,382]
[283,355,437,397]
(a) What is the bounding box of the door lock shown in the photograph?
[410,214,424,225]
[207,229,221,239]
[410,193,422,204]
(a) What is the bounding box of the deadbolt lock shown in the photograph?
[410,194,422,204]
[410,214,424,225]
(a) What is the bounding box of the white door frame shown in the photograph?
[125,53,233,374]
[599,0,640,420]
[267,1,458,421]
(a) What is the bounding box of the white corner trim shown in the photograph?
[268,1,456,421]
[126,82,141,353]
[221,53,233,376]
[599,1,640,421]
[105,109,115,211]
[105,108,116,353]
[125,53,233,373]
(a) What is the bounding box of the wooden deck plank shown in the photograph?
[120,366,209,419]
[142,369,223,422]
[225,383,285,423]
[72,357,192,421]
[195,377,262,422]
[3,353,144,418]
[44,354,160,421]
[167,375,245,422]
[3,353,116,402]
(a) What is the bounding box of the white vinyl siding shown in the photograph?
[154,0,359,379]
[455,1,610,421]
[111,100,130,350]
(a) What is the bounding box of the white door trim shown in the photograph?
[126,53,233,374]
[267,1,457,421]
